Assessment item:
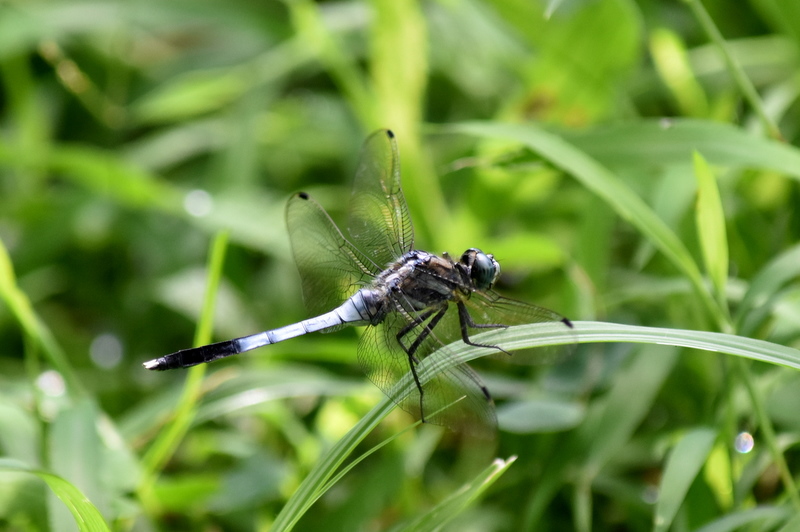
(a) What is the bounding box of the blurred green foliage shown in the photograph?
[2,0,800,530]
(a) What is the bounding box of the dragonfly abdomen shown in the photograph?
[144,292,378,371]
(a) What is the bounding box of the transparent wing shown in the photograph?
[439,289,577,364]
[348,129,414,266]
[286,192,381,318]
[357,303,496,438]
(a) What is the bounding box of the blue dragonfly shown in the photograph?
[145,130,575,436]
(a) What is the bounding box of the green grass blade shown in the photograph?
[369,0,427,132]
[446,121,725,329]
[735,242,800,334]
[693,151,729,316]
[273,319,800,531]
[560,119,800,180]
[653,428,717,532]
[287,0,372,124]
[398,456,516,532]
[685,0,782,140]
[0,459,111,532]
[270,394,396,532]
[472,321,800,370]
[693,506,792,532]
[0,238,84,397]
[582,347,679,477]
[650,28,708,117]
[138,230,229,510]
[775,510,800,532]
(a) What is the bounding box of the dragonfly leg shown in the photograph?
[396,308,435,364]
[395,306,448,423]
[457,301,511,356]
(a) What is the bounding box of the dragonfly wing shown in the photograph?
[348,130,414,265]
[286,192,381,318]
[357,308,496,437]
[461,290,577,363]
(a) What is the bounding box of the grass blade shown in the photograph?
[446,121,725,329]
[0,459,111,532]
[693,151,729,313]
[653,428,717,532]
[0,238,84,396]
[398,456,516,532]
[138,230,229,511]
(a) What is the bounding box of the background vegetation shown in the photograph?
[2,0,800,530]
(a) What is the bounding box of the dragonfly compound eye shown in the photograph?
[471,251,499,290]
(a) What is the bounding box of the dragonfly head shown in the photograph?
[460,248,501,290]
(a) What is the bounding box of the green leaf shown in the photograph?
[736,243,800,334]
[497,399,584,434]
[48,400,108,530]
[0,459,110,532]
[397,456,516,532]
[480,321,800,370]
[0,239,83,396]
[693,506,792,532]
[653,428,716,532]
[650,28,708,117]
[560,119,800,180]
[138,231,230,510]
[446,121,724,329]
[693,151,729,306]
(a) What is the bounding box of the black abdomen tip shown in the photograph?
[386,129,395,138]
[298,192,309,200]
[562,317,574,328]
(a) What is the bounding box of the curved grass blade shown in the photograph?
[653,428,717,532]
[476,321,800,370]
[559,120,800,179]
[0,459,111,532]
[0,238,84,397]
[273,320,800,531]
[397,456,516,532]
[446,121,725,330]
[693,151,729,310]
[735,243,800,335]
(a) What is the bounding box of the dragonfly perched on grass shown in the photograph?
[145,129,575,436]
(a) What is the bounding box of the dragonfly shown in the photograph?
[144,129,575,436]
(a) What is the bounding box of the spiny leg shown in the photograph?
[456,301,512,356]
[395,306,448,423]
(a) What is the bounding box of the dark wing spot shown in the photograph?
[561,317,574,328]
[298,192,309,200]
[386,129,395,138]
